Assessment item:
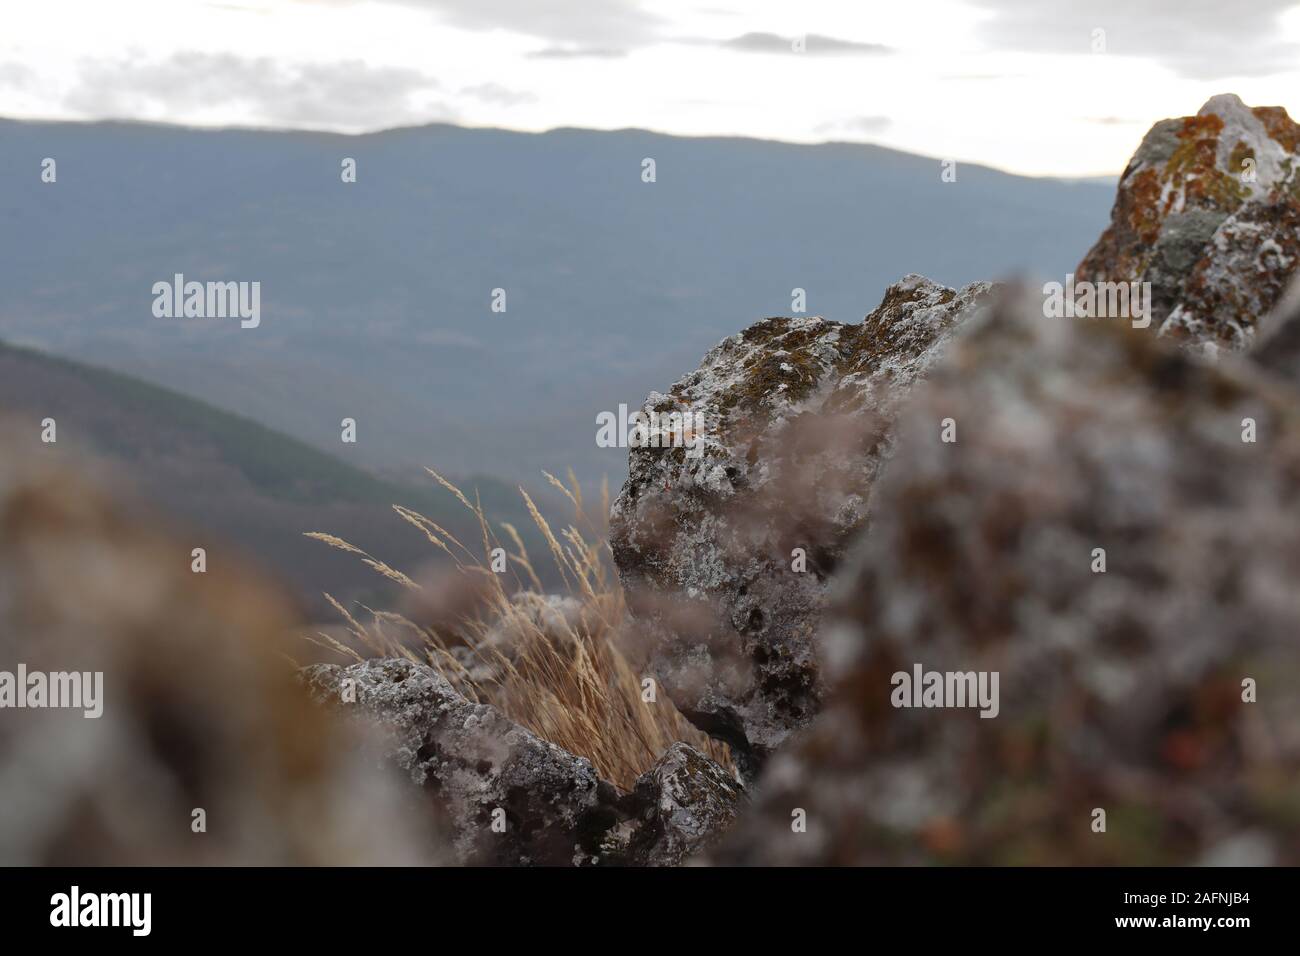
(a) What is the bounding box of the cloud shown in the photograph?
[969,0,1300,79]
[63,54,451,129]
[0,63,36,90]
[526,46,628,59]
[940,72,1028,81]
[318,0,663,47]
[460,82,537,106]
[719,32,893,56]
[815,115,892,136]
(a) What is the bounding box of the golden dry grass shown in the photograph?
[305,469,733,789]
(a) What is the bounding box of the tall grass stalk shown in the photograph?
[306,469,733,789]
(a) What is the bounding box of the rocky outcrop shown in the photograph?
[301,657,622,865]
[0,420,742,867]
[713,287,1300,865]
[1077,93,1300,352]
[302,658,741,865]
[610,275,995,777]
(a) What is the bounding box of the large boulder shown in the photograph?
[301,658,741,865]
[714,288,1300,865]
[610,275,994,778]
[1077,93,1300,352]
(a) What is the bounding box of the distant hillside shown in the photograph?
[0,340,542,618]
[0,118,1114,485]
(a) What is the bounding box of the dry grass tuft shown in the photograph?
[306,469,733,789]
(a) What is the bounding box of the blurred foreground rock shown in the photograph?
[0,427,443,864]
[302,658,741,865]
[610,275,994,777]
[714,288,1300,865]
[1251,277,1300,383]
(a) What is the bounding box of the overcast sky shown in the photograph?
[3,0,1299,176]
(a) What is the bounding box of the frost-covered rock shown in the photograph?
[1077,93,1300,352]
[609,275,995,777]
[629,742,744,866]
[301,658,624,865]
[301,658,741,866]
[714,287,1300,865]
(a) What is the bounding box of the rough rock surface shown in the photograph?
[0,426,442,865]
[301,658,622,865]
[629,741,745,866]
[713,288,1300,865]
[301,658,741,865]
[1252,277,1300,383]
[610,275,995,777]
[1077,93,1300,352]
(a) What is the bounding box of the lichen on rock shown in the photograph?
[1078,93,1300,352]
[610,275,995,778]
[301,658,741,865]
[301,658,625,865]
[629,741,745,866]
[713,286,1300,865]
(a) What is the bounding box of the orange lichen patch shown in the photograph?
[1169,115,1223,177]
[1229,139,1256,178]
[1076,165,1164,284]
[1126,166,1165,245]
[1168,114,1248,211]
[1172,113,1224,165]
[1253,106,1300,152]
[1187,167,1249,208]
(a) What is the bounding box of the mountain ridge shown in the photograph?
[0,116,1115,484]
[0,338,539,617]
